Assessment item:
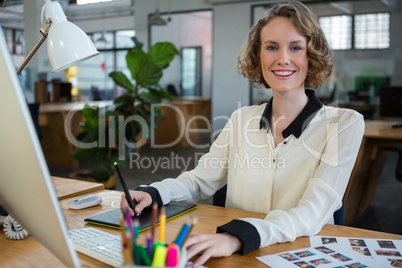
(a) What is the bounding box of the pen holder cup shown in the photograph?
[120,248,188,268]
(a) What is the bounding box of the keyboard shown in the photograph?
[69,228,200,268]
[69,227,123,267]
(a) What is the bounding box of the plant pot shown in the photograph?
[70,169,117,190]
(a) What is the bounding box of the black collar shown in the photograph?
[259,89,323,139]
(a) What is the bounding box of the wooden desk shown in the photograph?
[344,120,402,224]
[1,186,401,267]
[52,176,104,200]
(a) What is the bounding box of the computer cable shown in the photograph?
[3,215,29,240]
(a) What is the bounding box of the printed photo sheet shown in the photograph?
[256,244,376,268]
[310,236,402,267]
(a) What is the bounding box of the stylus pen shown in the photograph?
[114,162,137,216]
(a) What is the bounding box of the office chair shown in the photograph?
[91,86,102,101]
[213,185,345,225]
[167,84,179,96]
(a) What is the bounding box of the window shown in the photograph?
[181,47,202,96]
[355,13,390,49]
[75,29,135,100]
[319,15,352,50]
[1,27,25,55]
[319,13,390,50]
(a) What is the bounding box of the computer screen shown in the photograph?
[0,27,81,267]
[380,86,402,118]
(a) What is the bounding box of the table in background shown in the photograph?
[39,101,111,167]
[344,120,402,224]
[38,98,211,167]
[1,179,401,267]
[153,97,211,147]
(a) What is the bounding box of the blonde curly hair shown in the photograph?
[238,1,333,89]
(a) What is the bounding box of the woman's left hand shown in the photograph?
[183,232,243,267]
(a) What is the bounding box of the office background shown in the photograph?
[1,0,402,234]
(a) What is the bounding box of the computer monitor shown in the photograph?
[0,27,81,267]
[380,86,402,118]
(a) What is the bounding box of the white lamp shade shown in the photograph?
[44,1,99,72]
[47,22,99,72]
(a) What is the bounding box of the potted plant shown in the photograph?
[71,37,179,188]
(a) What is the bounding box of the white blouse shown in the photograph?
[149,92,364,251]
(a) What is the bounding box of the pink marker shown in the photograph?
[165,243,180,267]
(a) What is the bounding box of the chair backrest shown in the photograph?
[167,84,179,96]
[91,86,102,101]
[212,185,344,225]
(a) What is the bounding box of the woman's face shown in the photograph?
[260,17,308,93]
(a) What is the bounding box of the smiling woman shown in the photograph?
[259,17,309,94]
[120,2,365,267]
[238,1,333,90]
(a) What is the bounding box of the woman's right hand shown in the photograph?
[120,190,152,216]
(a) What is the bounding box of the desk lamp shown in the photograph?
[16,0,99,75]
[0,0,99,241]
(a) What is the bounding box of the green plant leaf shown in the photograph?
[81,105,99,129]
[114,93,132,107]
[75,128,98,143]
[139,91,162,104]
[126,50,147,81]
[72,148,96,160]
[132,36,143,52]
[148,42,179,69]
[109,71,135,92]
[92,164,113,182]
[91,150,115,182]
[136,62,163,87]
[105,110,121,117]
[148,87,172,99]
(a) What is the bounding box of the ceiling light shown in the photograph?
[148,9,167,26]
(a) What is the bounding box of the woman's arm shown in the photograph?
[217,112,365,253]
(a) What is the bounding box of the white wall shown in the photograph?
[151,11,213,98]
[211,3,251,131]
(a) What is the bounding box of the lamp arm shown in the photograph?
[16,20,52,75]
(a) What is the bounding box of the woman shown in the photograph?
[121,2,364,267]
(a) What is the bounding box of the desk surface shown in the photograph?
[39,101,113,113]
[38,98,211,113]
[1,187,401,268]
[52,177,104,200]
[364,120,402,140]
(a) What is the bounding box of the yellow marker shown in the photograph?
[159,206,166,243]
[151,245,167,267]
